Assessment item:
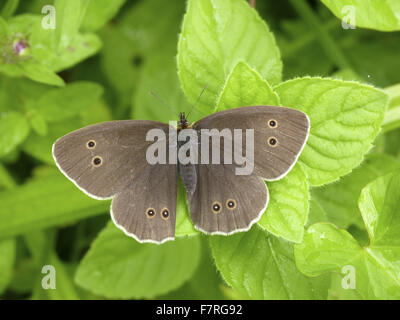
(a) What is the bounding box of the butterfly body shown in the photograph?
[53,106,310,243]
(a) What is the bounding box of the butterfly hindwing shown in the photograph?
[111,164,177,243]
[187,163,268,234]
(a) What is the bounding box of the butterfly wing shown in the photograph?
[53,120,178,243]
[186,105,309,234]
[193,105,310,180]
[111,163,177,243]
[188,163,268,234]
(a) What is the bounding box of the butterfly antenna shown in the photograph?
[149,91,179,117]
[186,83,209,119]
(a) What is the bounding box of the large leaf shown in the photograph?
[210,226,330,299]
[259,164,310,243]
[313,154,400,228]
[35,82,103,122]
[295,171,400,299]
[321,0,400,31]
[275,77,388,186]
[0,172,109,239]
[0,111,29,157]
[178,0,282,114]
[82,0,126,32]
[75,222,201,299]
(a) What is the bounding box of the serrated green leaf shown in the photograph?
[313,154,400,228]
[82,0,126,32]
[36,81,103,122]
[359,171,400,246]
[259,164,309,243]
[210,226,329,299]
[275,77,388,186]
[321,0,400,31]
[216,61,280,110]
[75,222,201,299]
[295,171,400,299]
[178,0,282,114]
[0,239,16,294]
[0,111,30,157]
[0,172,109,239]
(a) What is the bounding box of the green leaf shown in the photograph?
[175,179,198,238]
[0,162,16,189]
[0,111,30,157]
[0,172,109,239]
[259,164,309,243]
[159,237,226,300]
[1,0,19,19]
[75,222,201,299]
[321,0,400,31]
[6,14,101,76]
[22,118,85,164]
[27,109,48,136]
[216,61,280,110]
[328,273,362,300]
[82,0,126,32]
[359,171,400,247]
[19,60,65,87]
[54,0,90,50]
[0,239,16,294]
[36,82,103,122]
[313,154,400,228]
[131,50,187,122]
[295,171,400,299]
[178,0,282,114]
[275,77,389,186]
[210,226,329,299]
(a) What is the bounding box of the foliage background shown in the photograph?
[0,0,400,300]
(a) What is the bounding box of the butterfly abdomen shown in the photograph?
[179,162,197,195]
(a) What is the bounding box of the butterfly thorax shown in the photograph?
[177,112,189,131]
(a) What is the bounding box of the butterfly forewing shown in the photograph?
[193,106,310,180]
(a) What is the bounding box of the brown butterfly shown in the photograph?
[53,106,309,243]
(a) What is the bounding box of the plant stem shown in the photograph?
[249,0,256,8]
[382,84,400,133]
[289,0,352,70]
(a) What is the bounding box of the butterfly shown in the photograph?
[52,105,309,244]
